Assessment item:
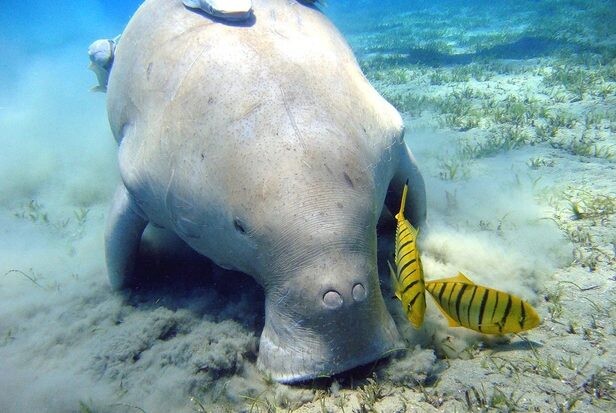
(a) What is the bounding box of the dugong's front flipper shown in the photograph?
[385,141,427,229]
[105,185,148,289]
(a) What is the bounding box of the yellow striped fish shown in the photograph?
[388,180,426,329]
[425,273,540,334]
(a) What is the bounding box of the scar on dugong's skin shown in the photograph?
[103,0,426,383]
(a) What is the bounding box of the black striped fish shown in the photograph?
[388,181,426,328]
[425,273,541,334]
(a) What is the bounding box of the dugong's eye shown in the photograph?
[233,218,246,234]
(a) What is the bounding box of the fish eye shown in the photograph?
[233,218,246,234]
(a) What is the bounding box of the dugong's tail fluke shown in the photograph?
[87,36,120,93]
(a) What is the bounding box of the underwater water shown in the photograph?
[1,0,615,411]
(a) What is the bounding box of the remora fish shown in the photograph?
[388,180,426,328]
[425,273,541,334]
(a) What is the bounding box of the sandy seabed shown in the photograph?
[1,0,615,412]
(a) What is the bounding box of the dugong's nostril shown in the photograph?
[323,290,343,309]
[352,283,367,302]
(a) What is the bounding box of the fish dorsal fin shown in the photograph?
[427,272,475,286]
[395,179,409,222]
[387,260,401,300]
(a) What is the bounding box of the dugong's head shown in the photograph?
[216,148,403,383]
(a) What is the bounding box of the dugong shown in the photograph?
[105,0,426,383]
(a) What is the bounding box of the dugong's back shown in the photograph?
[107,0,401,164]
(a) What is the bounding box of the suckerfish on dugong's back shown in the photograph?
[182,0,253,21]
[103,0,426,383]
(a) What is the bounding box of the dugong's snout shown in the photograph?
[257,255,402,383]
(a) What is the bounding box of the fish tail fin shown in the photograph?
[395,179,409,221]
[428,272,475,285]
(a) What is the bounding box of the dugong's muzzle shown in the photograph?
[257,252,402,383]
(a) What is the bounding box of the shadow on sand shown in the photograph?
[119,227,265,331]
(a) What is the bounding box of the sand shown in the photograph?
[0,0,614,412]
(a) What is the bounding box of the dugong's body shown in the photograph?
[105,0,426,382]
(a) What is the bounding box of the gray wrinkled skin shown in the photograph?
[105,0,426,383]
